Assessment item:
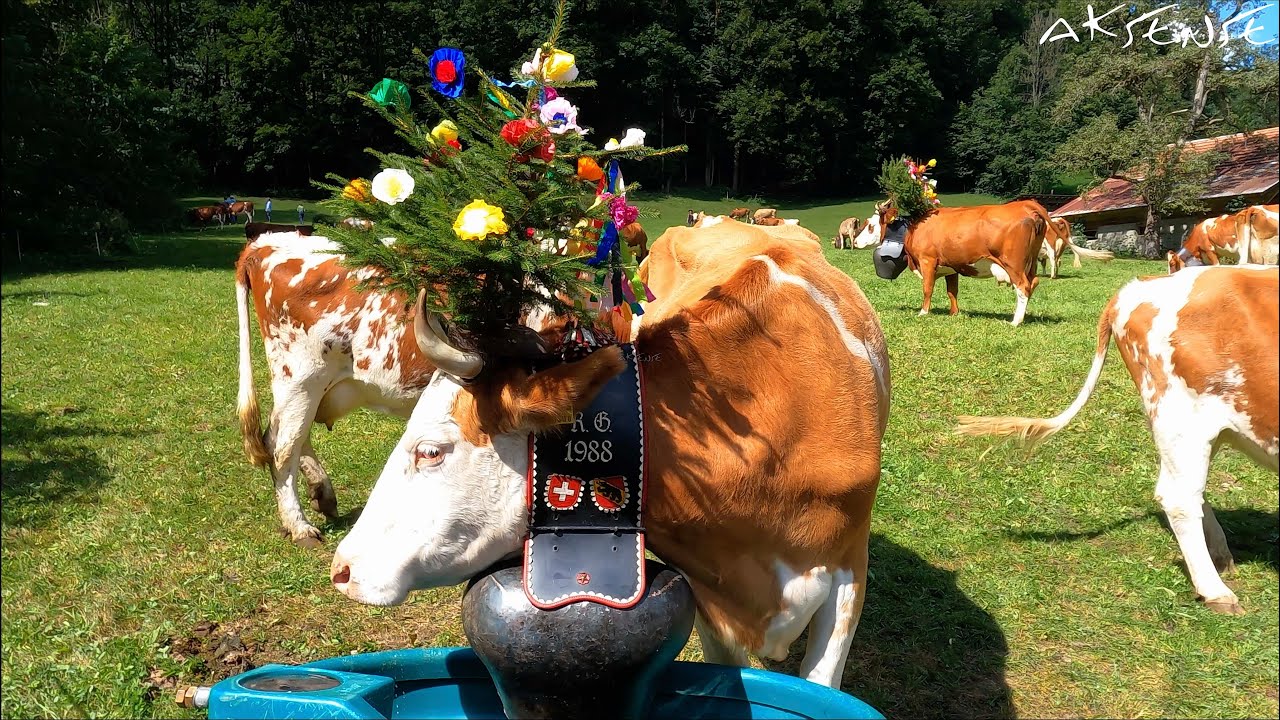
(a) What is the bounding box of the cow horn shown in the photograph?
[413,289,484,380]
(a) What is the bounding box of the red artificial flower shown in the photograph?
[434,60,457,84]
[423,138,463,167]
[500,119,555,163]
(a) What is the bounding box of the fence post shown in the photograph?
[95,231,102,256]
[16,230,21,262]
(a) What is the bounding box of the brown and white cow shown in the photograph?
[957,265,1279,614]
[236,233,436,545]
[1035,215,1114,279]
[753,207,778,222]
[188,205,229,231]
[245,222,315,243]
[225,200,255,223]
[330,220,890,688]
[729,207,751,222]
[834,217,860,249]
[854,202,1046,325]
[1235,204,1279,267]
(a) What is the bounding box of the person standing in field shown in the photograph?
[297,204,305,222]
[265,197,273,221]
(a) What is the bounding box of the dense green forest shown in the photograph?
[2,0,1277,251]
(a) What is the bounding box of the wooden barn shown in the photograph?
[1052,127,1279,253]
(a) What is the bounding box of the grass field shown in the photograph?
[2,194,1277,719]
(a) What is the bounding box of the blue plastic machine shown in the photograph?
[191,646,884,720]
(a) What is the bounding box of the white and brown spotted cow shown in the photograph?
[957,265,1279,614]
[236,233,436,545]
[330,220,890,688]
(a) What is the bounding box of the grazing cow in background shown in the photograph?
[729,207,751,222]
[341,217,375,231]
[1168,213,1238,272]
[1035,215,1114,278]
[957,266,1278,615]
[236,233,437,545]
[753,207,778,222]
[245,222,314,243]
[854,202,1045,325]
[834,217,861,249]
[224,201,255,223]
[331,219,890,689]
[188,205,228,231]
[687,210,702,226]
[755,216,785,226]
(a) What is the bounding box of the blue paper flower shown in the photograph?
[429,48,466,98]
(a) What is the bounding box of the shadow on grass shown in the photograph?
[763,535,1013,718]
[0,404,147,530]
[1,227,251,280]
[1216,508,1279,572]
[1003,513,1149,543]
[0,290,105,301]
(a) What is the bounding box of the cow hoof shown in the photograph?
[294,535,325,549]
[1204,597,1244,615]
[1212,556,1237,575]
[311,495,339,519]
[917,309,928,317]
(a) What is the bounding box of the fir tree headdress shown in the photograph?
[875,156,941,223]
[316,0,684,375]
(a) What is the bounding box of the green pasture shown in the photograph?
[2,193,1276,719]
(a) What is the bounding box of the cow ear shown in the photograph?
[467,347,627,437]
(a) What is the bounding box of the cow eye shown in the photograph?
[414,442,446,469]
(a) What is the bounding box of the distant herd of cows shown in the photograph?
[214,196,1277,686]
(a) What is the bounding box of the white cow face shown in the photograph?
[330,372,528,606]
[331,349,624,606]
[853,211,885,248]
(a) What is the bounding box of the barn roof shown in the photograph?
[1053,126,1279,218]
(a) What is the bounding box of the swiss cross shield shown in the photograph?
[590,475,628,512]
[545,474,583,511]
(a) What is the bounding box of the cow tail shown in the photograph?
[1067,238,1113,267]
[956,294,1118,448]
[236,259,271,467]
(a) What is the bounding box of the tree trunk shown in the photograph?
[1140,204,1162,259]
[731,143,741,195]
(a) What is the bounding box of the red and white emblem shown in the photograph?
[590,476,628,512]
[545,474,583,511]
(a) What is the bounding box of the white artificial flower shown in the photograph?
[371,168,415,205]
[520,48,543,76]
[618,128,646,148]
[379,237,397,247]
[604,138,620,150]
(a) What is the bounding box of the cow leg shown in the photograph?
[1048,247,1060,279]
[799,530,868,688]
[1201,502,1235,574]
[944,274,960,316]
[694,614,749,668]
[266,386,325,546]
[918,261,938,316]
[1152,434,1241,614]
[300,436,338,519]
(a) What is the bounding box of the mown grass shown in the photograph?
[1,195,1276,719]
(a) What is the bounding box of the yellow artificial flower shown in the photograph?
[453,200,509,241]
[431,120,459,144]
[927,158,937,168]
[542,49,579,83]
[342,178,372,202]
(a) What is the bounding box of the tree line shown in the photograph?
[3,0,1276,253]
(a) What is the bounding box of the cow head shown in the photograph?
[853,202,890,248]
[330,293,623,606]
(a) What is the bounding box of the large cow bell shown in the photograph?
[873,219,910,280]
[462,559,695,720]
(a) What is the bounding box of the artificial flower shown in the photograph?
[500,118,555,162]
[520,48,544,77]
[540,97,584,135]
[453,199,509,241]
[428,48,466,98]
[543,87,559,102]
[928,179,938,188]
[368,78,411,109]
[342,178,372,202]
[541,49,579,82]
[603,193,639,227]
[576,157,603,182]
[621,128,646,147]
[423,138,462,167]
[430,120,459,144]
[604,138,620,150]
[371,168,415,205]
[927,158,937,168]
